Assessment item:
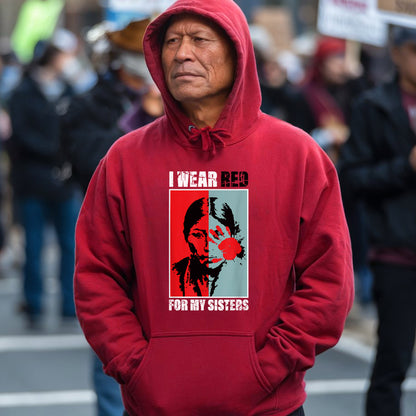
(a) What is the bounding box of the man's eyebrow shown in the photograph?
[189,29,214,36]
[165,28,215,38]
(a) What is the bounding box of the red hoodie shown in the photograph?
[74,1,354,415]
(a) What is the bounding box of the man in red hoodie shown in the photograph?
[74,1,354,415]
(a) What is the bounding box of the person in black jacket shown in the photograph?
[61,18,163,193]
[7,40,81,328]
[338,26,416,416]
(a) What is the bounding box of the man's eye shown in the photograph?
[165,37,178,45]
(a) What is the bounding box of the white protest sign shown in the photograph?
[106,0,175,28]
[377,0,416,28]
[108,0,175,14]
[318,0,388,46]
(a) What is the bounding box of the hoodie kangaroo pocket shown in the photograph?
[126,333,274,416]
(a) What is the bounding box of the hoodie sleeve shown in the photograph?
[74,155,148,385]
[258,147,354,388]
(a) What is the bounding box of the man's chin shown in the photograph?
[170,86,206,103]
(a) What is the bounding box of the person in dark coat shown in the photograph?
[61,18,163,193]
[301,36,374,304]
[338,26,416,416]
[7,40,81,328]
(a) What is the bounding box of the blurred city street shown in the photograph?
[0,1,415,416]
[0,228,414,416]
[0,228,95,416]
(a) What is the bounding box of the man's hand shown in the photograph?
[208,226,242,260]
[409,145,416,172]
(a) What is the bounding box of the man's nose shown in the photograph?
[175,37,194,62]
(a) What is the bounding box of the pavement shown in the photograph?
[344,300,378,347]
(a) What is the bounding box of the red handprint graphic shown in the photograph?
[208,225,242,261]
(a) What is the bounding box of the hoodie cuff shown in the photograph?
[104,342,148,385]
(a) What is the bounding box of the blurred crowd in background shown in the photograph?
[0,0,395,310]
[0,1,415,416]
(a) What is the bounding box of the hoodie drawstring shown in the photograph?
[188,126,230,156]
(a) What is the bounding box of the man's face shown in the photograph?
[392,42,416,93]
[161,14,236,108]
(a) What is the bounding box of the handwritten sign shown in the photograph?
[106,0,175,28]
[108,0,175,14]
[378,0,416,15]
[318,0,388,46]
[377,0,416,27]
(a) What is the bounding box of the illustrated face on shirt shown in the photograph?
[188,216,227,270]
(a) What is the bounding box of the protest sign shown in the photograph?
[106,0,175,27]
[377,0,416,27]
[318,0,388,46]
[11,0,64,63]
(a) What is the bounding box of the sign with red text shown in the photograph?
[318,0,388,46]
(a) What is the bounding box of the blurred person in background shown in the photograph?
[0,51,13,259]
[0,41,22,103]
[250,24,310,130]
[0,43,24,274]
[61,18,163,416]
[62,18,163,193]
[0,53,12,144]
[7,36,81,329]
[302,35,373,305]
[50,28,97,95]
[338,26,416,416]
[301,36,364,163]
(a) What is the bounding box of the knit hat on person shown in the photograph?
[303,36,346,84]
[314,37,346,64]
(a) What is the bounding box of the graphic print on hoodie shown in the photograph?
[170,189,248,298]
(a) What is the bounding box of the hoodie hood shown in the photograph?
[143,0,261,153]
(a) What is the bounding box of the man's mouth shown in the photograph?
[174,72,200,79]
